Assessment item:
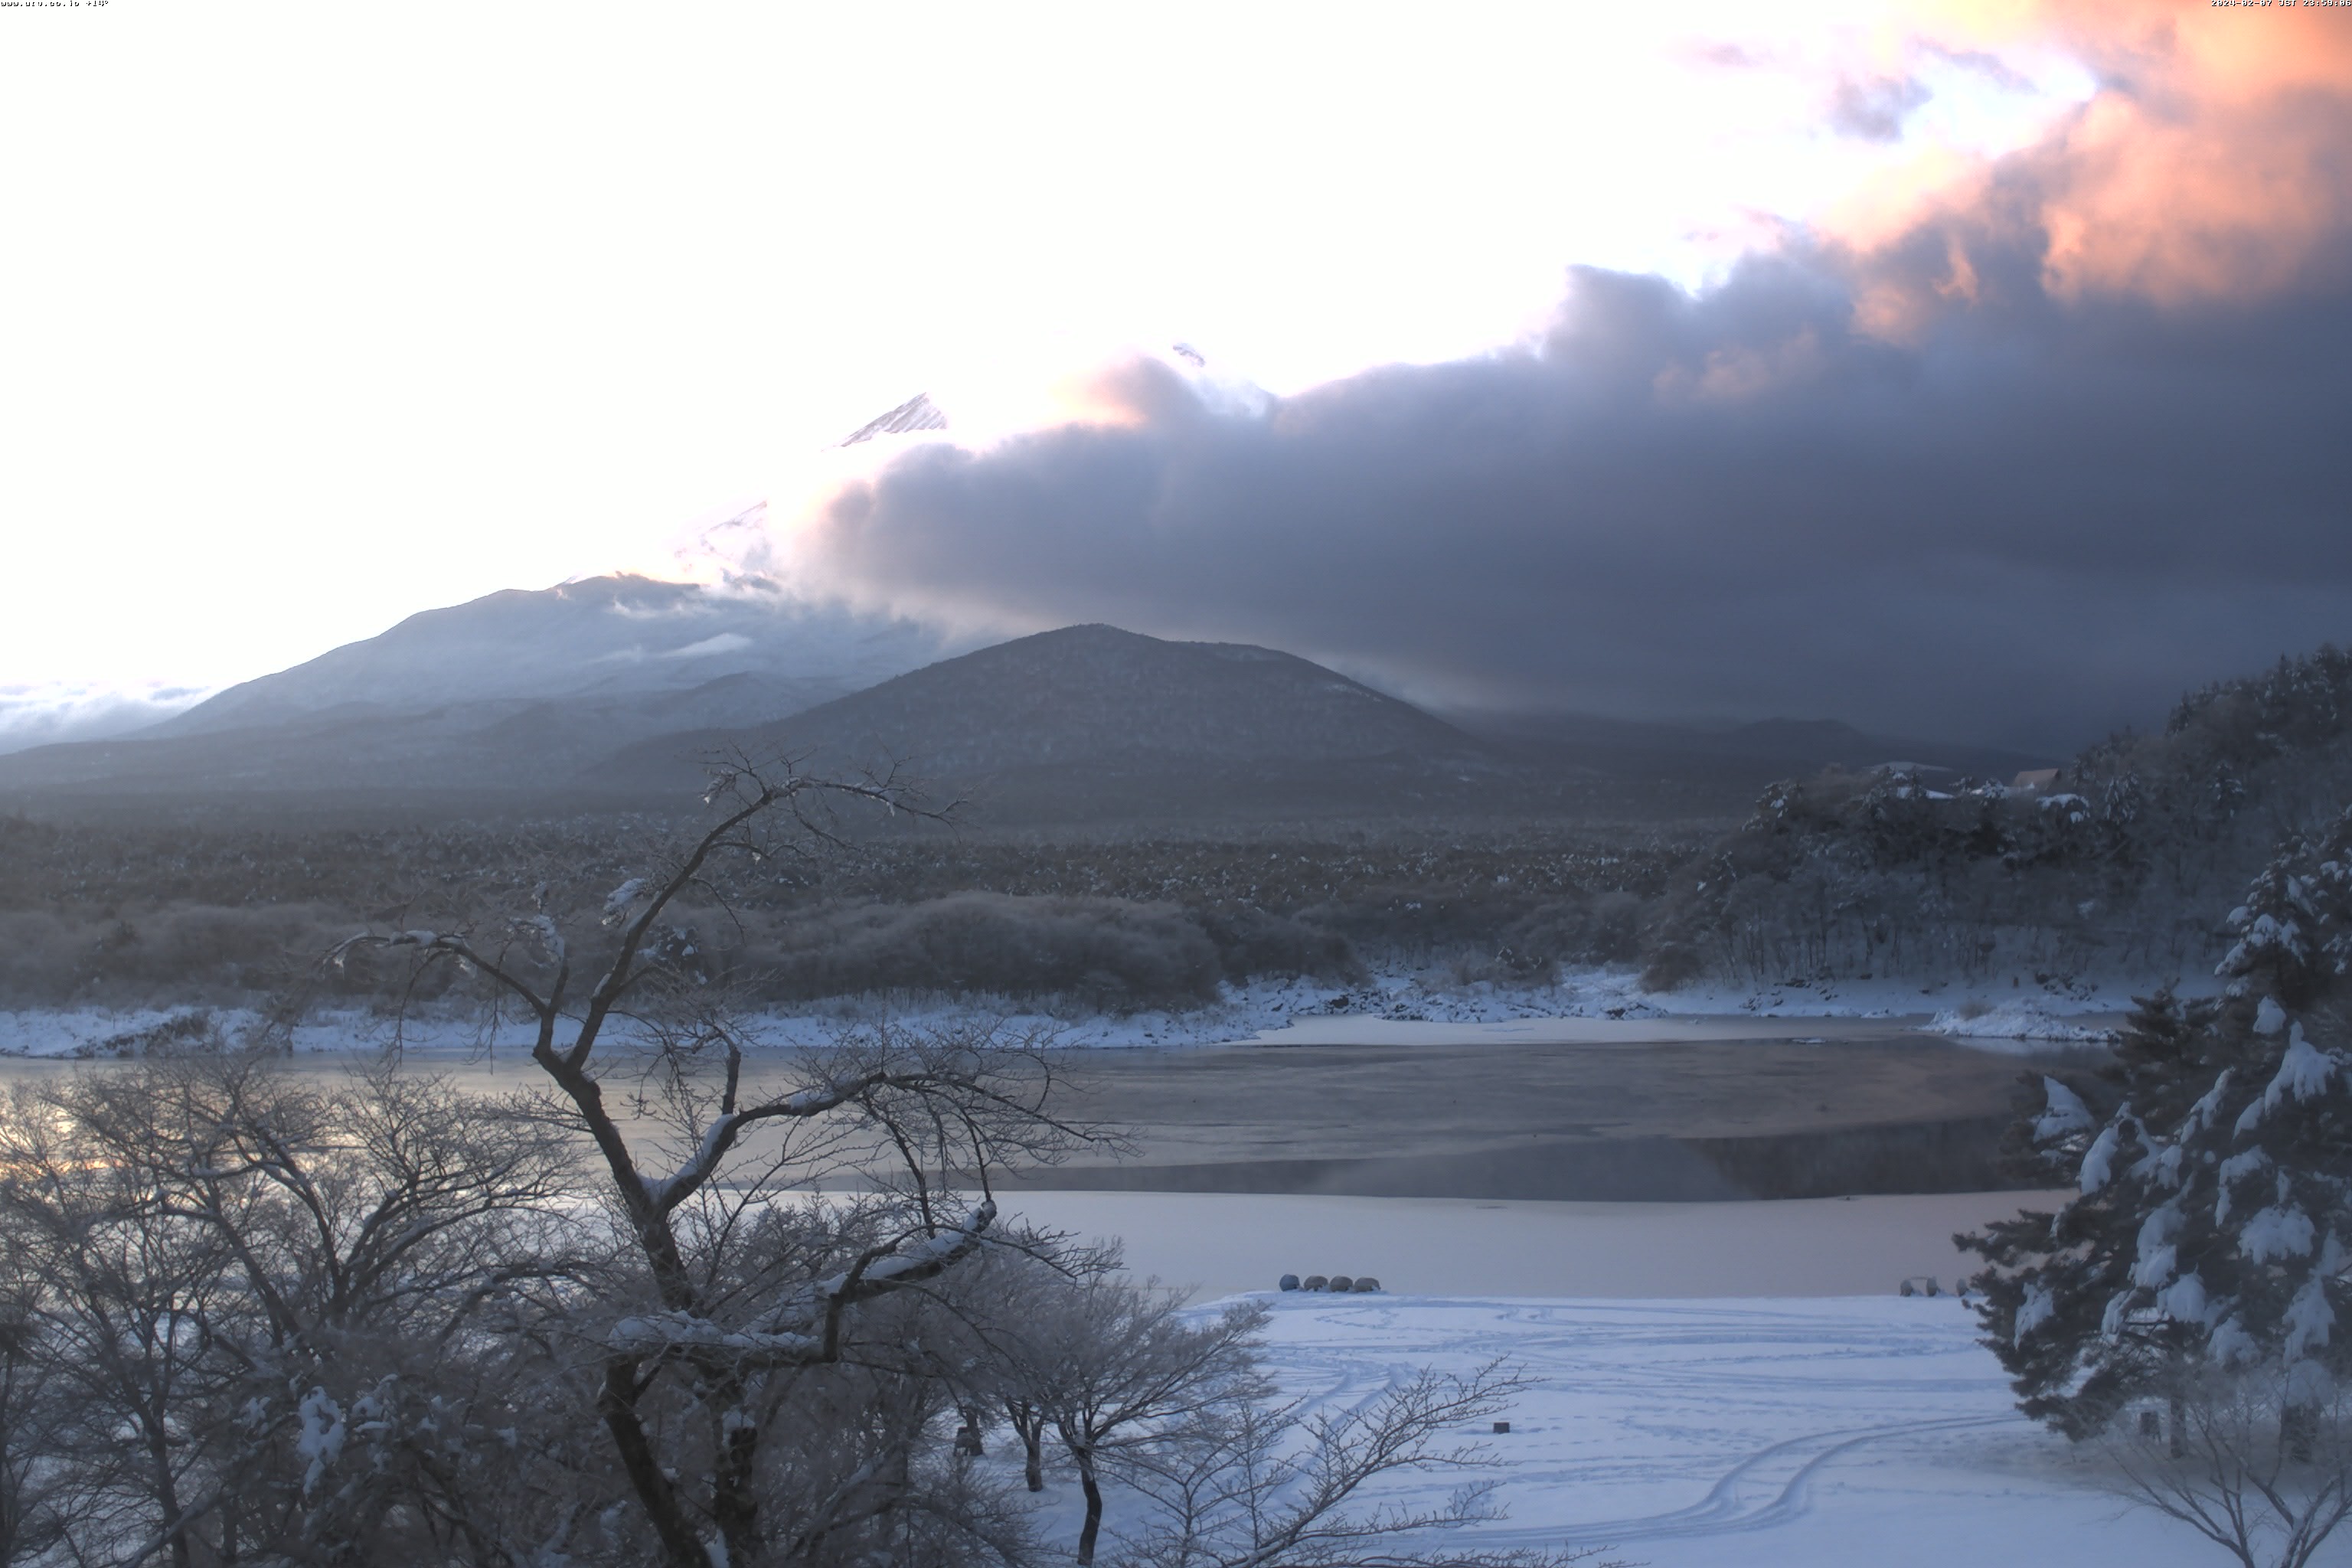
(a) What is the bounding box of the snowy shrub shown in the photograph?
[1446,944,1557,988]
[0,902,368,1007]
[80,1008,229,1057]
[741,893,1228,1012]
[1189,901,1361,984]
[1637,939,1706,993]
[1496,890,1646,969]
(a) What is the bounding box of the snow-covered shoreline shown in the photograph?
[0,962,2176,1060]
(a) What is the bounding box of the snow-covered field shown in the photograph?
[1047,1292,2223,1566]
[0,962,2174,1059]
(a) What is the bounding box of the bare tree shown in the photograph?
[2108,1369,2352,1568]
[338,756,1104,1568]
[0,1290,68,1565]
[0,1054,588,1566]
[918,1238,1127,1498]
[1119,1361,1617,1568]
[971,1269,1269,1566]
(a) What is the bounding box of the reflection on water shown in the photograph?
[0,1048,853,1187]
[0,1050,2054,1302]
[1005,1118,2024,1202]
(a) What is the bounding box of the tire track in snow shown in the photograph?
[1471,1413,2012,1549]
[1242,1295,2024,1552]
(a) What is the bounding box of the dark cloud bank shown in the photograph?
[812,230,2352,756]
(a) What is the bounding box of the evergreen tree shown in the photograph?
[1962,806,2352,1442]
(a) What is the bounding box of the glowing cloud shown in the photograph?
[1834,0,2352,316]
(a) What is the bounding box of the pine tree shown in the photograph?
[1962,806,2352,1442]
[2104,985,2221,1120]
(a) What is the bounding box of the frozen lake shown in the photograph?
[0,1047,2049,1300]
[992,1188,2060,1301]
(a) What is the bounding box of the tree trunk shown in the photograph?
[711,1387,760,1568]
[599,1357,713,1568]
[142,1421,193,1568]
[1075,1446,1104,1567]
[2284,1400,2317,1464]
[1006,1400,1044,1491]
[2168,1391,2187,1460]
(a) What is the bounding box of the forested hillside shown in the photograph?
[1644,645,2352,989]
[0,811,1687,1014]
[8,646,2347,1016]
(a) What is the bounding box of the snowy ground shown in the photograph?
[0,961,2182,1059]
[1035,1292,2236,1567]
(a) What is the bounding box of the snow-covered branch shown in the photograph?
[606,1201,999,1370]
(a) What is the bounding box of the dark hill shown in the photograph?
[609,625,1533,823]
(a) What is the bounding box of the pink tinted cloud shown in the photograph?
[1833,0,2352,329]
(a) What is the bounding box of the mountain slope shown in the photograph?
[155,574,955,735]
[0,577,963,801]
[0,677,863,797]
[609,625,1528,822]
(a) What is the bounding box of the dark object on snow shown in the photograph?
[1352,1276,1380,1292]
[1328,1276,1354,1293]
[2140,1410,2163,1439]
[1279,1274,1301,1292]
[1492,1421,1511,1434]
[1302,1275,1328,1292]
[1898,1275,1942,1298]
[954,1424,984,1457]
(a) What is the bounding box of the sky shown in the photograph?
[1,0,2346,753]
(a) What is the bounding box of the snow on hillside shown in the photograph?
[150,574,964,736]
[1057,1293,2202,1566]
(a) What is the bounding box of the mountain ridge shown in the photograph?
[152,574,960,737]
[0,575,2053,824]
[603,623,1521,823]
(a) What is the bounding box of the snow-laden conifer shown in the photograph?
[1963,807,2352,1445]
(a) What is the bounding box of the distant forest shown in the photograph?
[3,645,2347,1015]
[1642,645,2352,990]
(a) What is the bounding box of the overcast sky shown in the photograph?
[2,1,2346,752]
